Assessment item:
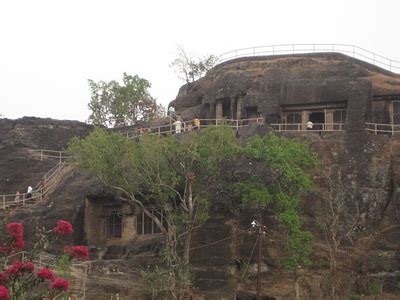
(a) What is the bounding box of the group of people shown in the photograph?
[14,182,46,204]
[136,117,201,137]
[173,117,200,134]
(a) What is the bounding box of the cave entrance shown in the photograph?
[245,106,258,119]
[309,111,325,130]
[392,101,400,124]
[222,98,232,119]
[202,103,212,119]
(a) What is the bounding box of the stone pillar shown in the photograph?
[236,97,242,119]
[216,100,223,119]
[303,111,309,131]
[230,98,235,119]
[326,109,334,131]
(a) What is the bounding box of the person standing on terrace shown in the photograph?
[307,120,314,130]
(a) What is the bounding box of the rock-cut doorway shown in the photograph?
[309,111,325,130]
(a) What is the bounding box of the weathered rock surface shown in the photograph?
[2,53,400,298]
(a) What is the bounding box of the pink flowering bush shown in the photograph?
[64,245,89,261]
[49,278,70,292]
[0,285,9,300]
[0,220,89,299]
[36,267,55,281]
[52,220,73,236]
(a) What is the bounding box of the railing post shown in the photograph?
[375,123,377,135]
[22,194,25,206]
[40,150,43,161]
[236,120,239,130]
[2,195,5,210]
[59,151,62,163]
[279,124,282,132]
[392,124,394,136]
[158,127,161,136]
[215,119,218,126]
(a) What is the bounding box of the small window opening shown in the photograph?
[137,209,167,235]
[105,210,123,238]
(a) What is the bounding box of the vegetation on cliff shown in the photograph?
[170,46,218,83]
[68,127,318,297]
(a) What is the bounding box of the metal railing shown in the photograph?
[365,122,400,135]
[28,149,70,163]
[217,44,400,73]
[0,160,69,210]
[120,117,264,140]
[3,251,57,269]
[271,122,345,132]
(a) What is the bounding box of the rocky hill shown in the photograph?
[2,54,400,299]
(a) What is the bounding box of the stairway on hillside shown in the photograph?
[1,150,73,212]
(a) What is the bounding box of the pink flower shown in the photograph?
[5,265,21,278]
[5,261,34,277]
[64,246,89,261]
[0,273,8,284]
[5,223,24,250]
[53,220,73,236]
[13,239,24,249]
[20,262,34,273]
[0,285,9,300]
[36,268,55,281]
[49,278,69,291]
[0,246,10,254]
[6,223,23,239]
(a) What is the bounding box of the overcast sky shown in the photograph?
[0,0,399,122]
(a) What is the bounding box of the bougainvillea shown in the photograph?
[0,285,9,300]
[0,220,88,299]
[5,265,21,278]
[5,223,24,250]
[36,268,55,281]
[64,245,89,261]
[0,273,8,285]
[52,220,73,236]
[49,278,70,292]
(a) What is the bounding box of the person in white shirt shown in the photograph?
[306,120,314,130]
[27,186,33,199]
[174,120,182,134]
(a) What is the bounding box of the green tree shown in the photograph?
[170,46,219,83]
[68,126,238,297]
[231,134,318,268]
[87,73,165,128]
[68,129,318,297]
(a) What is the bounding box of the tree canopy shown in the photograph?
[68,128,318,295]
[68,126,238,296]
[170,46,219,83]
[87,73,165,128]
